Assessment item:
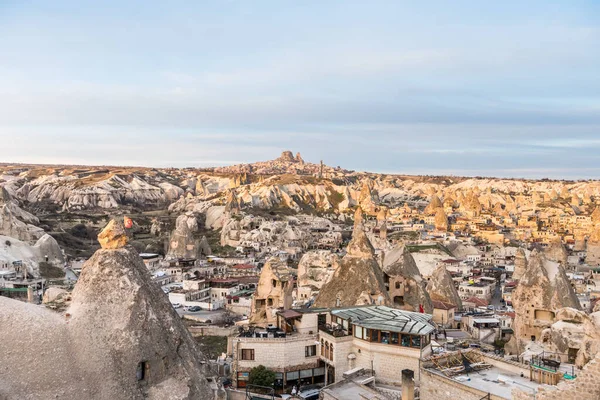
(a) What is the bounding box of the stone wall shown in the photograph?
[352,340,423,385]
[420,369,505,400]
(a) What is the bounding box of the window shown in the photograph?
[305,345,317,357]
[329,344,334,360]
[370,329,378,342]
[395,281,400,289]
[381,331,390,344]
[321,339,324,356]
[136,361,147,381]
[354,326,363,339]
[272,279,277,287]
[401,335,411,347]
[411,336,421,348]
[391,332,399,345]
[241,349,255,360]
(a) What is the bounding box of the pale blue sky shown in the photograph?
[0,1,599,178]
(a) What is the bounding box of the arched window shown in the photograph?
[325,342,330,360]
[329,344,334,361]
[321,339,324,356]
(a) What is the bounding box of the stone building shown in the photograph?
[319,306,434,385]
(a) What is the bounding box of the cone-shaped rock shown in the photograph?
[434,208,448,231]
[424,195,443,214]
[545,236,568,268]
[0,219,222,400]
[314,225,391,308]
[427,264,462,310]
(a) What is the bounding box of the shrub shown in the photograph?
[248,365,276,387]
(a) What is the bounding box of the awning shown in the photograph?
[277,309,303,319]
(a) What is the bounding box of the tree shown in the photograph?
[248,365,276,388]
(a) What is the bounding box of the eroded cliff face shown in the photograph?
[297,250,340,290]
[0,187,44,242]
[508,249,581,354]
[383,245,433,313]
[0,220,223,400]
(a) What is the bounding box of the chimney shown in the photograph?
[401,369,415,400]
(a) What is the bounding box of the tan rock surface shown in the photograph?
[97,219,128,249]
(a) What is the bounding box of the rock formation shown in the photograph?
[97,218,129,249]
[0,233,64,276]
[297,250,340,290]
[166,214,200,259]
[382,245,432,313]
[0,219,223,399]
[586,225,600,266]
[545,236,568,268]
[434,208,448,231]
[313,218,391,308]
[424,195,443,214]
[0,187,44,242]
[250,258,294,325]
[278,150,296,163]
[512,247,527,280]
[508,249,581,354]
[540,307,600,368]
[426,264,463,310]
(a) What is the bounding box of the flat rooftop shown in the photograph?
[321,380,380,400]
[452,365,540,399]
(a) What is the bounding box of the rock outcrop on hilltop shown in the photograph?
[507,249,580,354]
[313,217,391,308]
[383,245,432,313]
[0,220,223,400]
[427,264,463,310]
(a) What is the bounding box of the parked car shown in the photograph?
[298,389,320,400]
[171,303,182,309]
[187,306,201,312]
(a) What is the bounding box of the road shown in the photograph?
[491,283,504,308]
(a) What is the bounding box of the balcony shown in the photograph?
[318,324,349,338]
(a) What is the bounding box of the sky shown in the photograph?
[0,1,599,179]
